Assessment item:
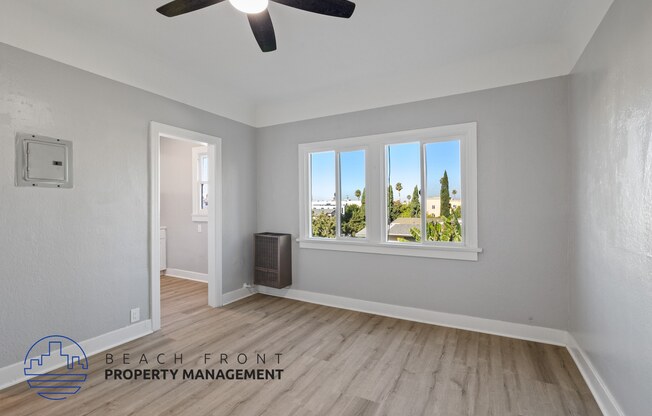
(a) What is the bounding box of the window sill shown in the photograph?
[192,215,208,223]
[297,239,482,261]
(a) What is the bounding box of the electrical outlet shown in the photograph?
[130,308,140,323]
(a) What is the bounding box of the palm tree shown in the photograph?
[452,189,458,199]
[407,195,411,202]
[395,182,403,202]
[355,189,361,201]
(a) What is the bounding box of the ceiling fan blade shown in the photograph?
[248,10,277,52]
[271,0,355,18]
[157,0,226,17]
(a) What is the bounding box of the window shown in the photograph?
[310,151,336,238]
[385,139,463,244]
[192,146,208,222]
[299,123,480,261]
[308,149,367,239]
[386,142,421,243]
[339,150,366,238]
[424,140,462,242]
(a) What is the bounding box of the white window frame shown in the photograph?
[192,146,208,222]
[298,122,481,261]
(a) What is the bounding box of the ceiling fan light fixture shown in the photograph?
[157,0,356,52]
[229,0,269,14]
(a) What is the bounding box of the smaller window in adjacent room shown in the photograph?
[192,145,209,222]
[299,123,480,260]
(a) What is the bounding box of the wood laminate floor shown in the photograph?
[0,276,601,415]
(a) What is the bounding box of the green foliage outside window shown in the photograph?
[440,170,451,218]
[409,185,420,217]
[387,185,395,224]
[408,212,462,242]
[311,212,336,238]
[341,204,365,236]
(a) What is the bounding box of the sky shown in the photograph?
[311,140,461,201]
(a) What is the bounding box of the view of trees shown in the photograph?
[415,169,462,241]
[387,185,394,224]
[408,212,462,242]
[311,212,336,238]
[311,170,461,242]
[311,189,366,238]
[387,169,462,242]
[440,170,451,218]
[408,185,420,217]
[341,188,366,237]
[387,184,421,223]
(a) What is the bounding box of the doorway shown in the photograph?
[149,122,223,332]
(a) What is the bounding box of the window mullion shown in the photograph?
[306,152,312,238]
[380,144,388,243]
[420,142,427,245]
[335,151,341,239]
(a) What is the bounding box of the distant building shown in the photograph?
[311,199,361,216]
[311,200,336,216]
[341,199,362,214]
[357,217,421,241]
[426,196,461,217]
[387,218,421,241]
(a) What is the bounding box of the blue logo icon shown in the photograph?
[24,335,89,400]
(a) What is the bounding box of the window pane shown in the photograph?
[386,142,421,242]
[310,152,336,238]
[425,140,463,242]
[200,183,208,210]
[199,154,209,182]
[339,150,366,238]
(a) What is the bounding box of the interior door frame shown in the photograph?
[149,122,223,331]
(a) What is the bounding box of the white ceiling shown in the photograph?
[0,0,613,127]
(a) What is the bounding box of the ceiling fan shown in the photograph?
[156,0,356,52]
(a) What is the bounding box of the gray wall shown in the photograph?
[0,43,257,366]
[257,76,571,330]
[568,0,652,414]
[160,138,208,276]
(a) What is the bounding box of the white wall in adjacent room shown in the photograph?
[160,138,208,277]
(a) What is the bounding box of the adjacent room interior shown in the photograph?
[160,135,210,317]
[0,1,650,415]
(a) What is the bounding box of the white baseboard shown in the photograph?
[566,334,625,416]
[164,272,253,306]
[222,286,256,306]
[0,320,152,391]
[164,268,208,283]
[256,286,567,346]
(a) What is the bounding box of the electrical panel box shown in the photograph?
[15,133,73,188]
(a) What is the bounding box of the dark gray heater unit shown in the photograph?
[254,233,292,289]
